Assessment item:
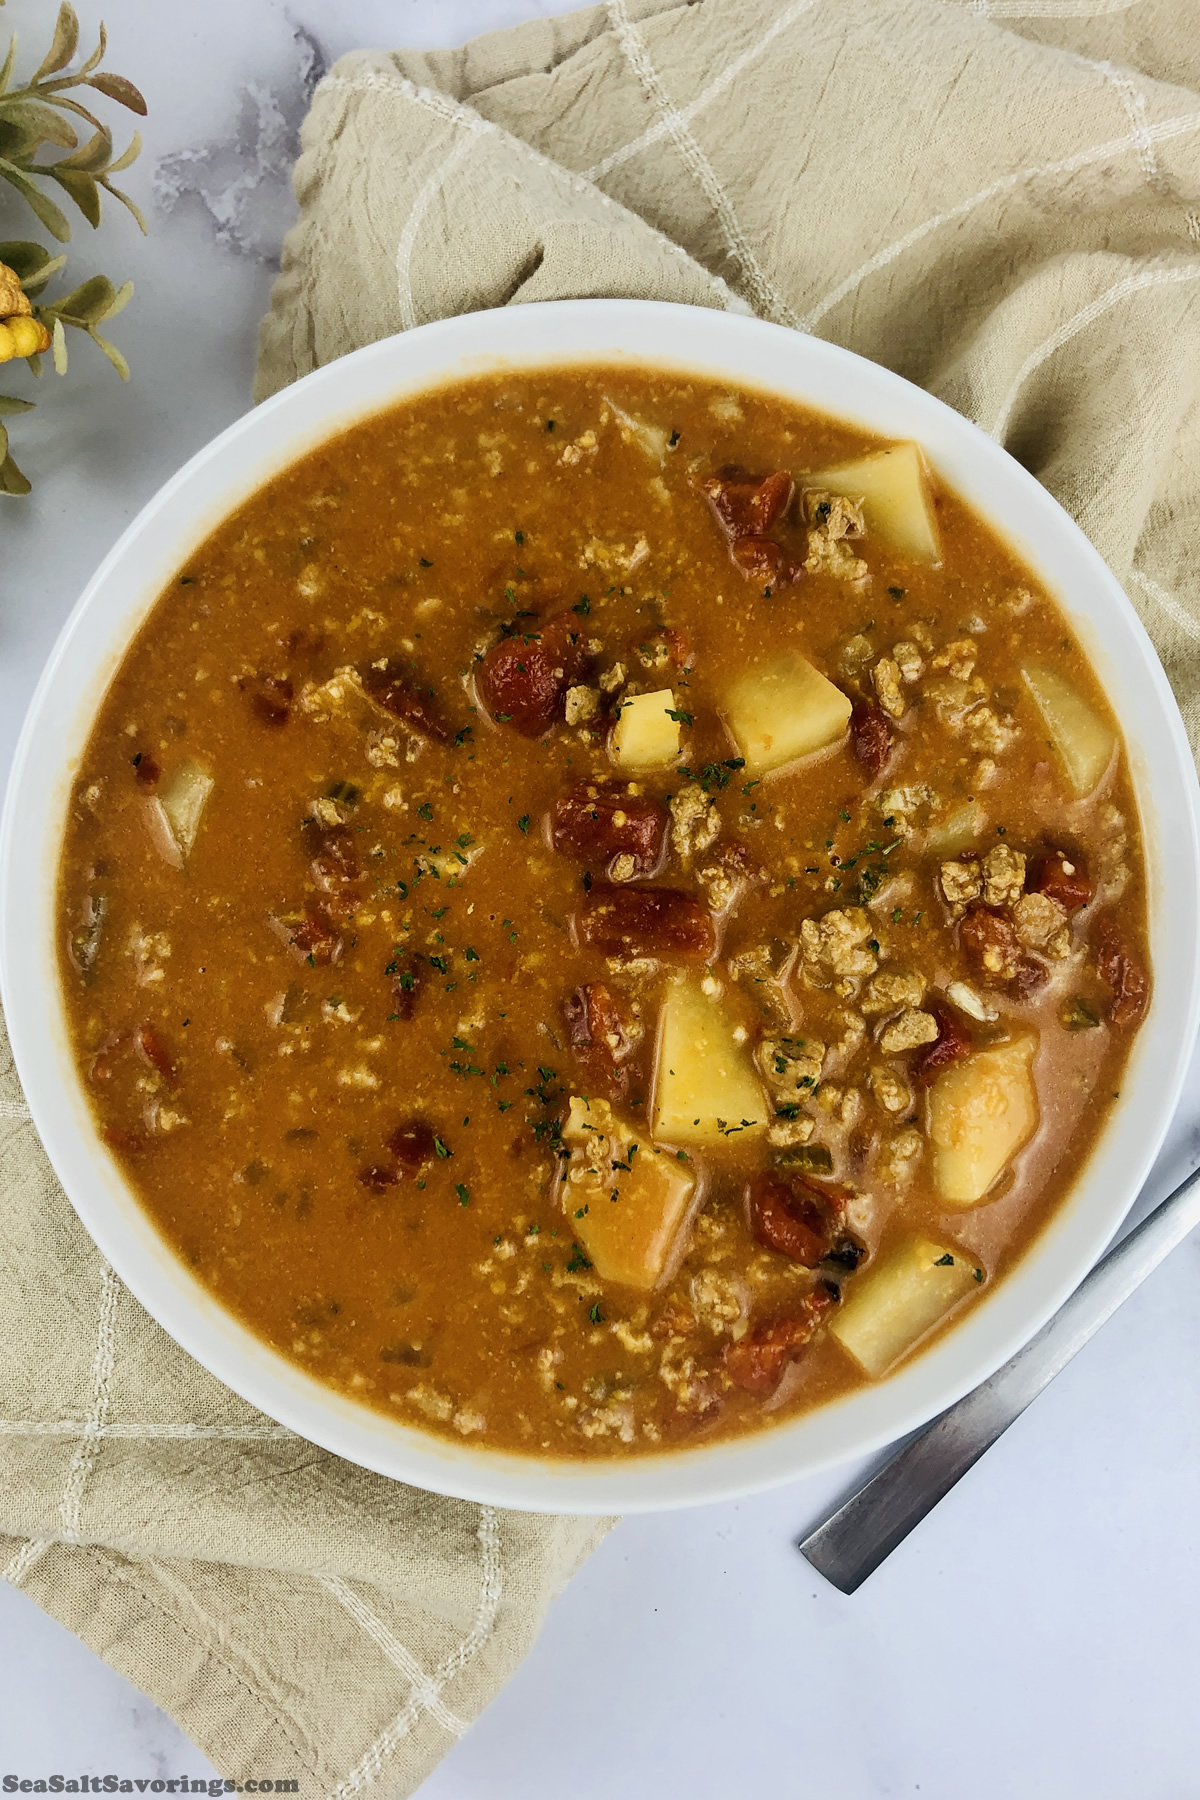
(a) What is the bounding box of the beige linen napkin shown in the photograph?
[5,0,1200,1793]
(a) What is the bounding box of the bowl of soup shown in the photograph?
[3,300,1198,1513]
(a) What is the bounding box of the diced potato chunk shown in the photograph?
[928,1034,1039,1205]
[1022,664,1116,799]
[925,800,984,858]
[830,1236,980,1377]
[147,759,214,868]
[561,1095,697,1290]
[604,396,669,466]
[804,443,940,563]
[610,689,681,770]
[722,653,851,776]
[651,978,767,1146]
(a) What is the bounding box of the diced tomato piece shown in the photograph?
[270,906,343,965]
[641,627,692,671]
[321,891,360,927]
[92,1027,179,1096]
[563,982,634,1057]
[724,1286,836,1396]
[359,658,450,742]
[960,907,1046,996]
[1032,847,1092,911]
[746,1171,834,1267]
[959,905,1021,984]
[699,467,794,538]
[386,1119,438,1167]
[102,1123,150,1156]
[476,611,590,737]
[133,752,161,787]
[849,699,894,777]
[700,468,802,587]
[912,999,973,1086]
[575,885,716,959]
[726,1328,794,1396]
[1095,918,1149,1026]
[562,982,637,1098]
[563,989,592,1060]
[240,672,293,727]
[729,535,803,585]
[562,989,591,1048]
[89,1032,128,1085]
[304,821,360,891]
[90,1028,175,1150]
[135,1023,177,1087]
[550,783,667,874]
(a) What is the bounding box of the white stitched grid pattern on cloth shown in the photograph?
[5,0,1200,1792]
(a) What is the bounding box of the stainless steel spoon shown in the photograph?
[799,1159,1200,1593]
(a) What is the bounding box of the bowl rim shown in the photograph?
[3,297,1198,1514]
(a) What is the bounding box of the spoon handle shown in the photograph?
[799,1160,1200,1593]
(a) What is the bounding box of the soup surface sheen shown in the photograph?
[58,366,1149,1458]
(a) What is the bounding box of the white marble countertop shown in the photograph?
[2,1,1199,1793]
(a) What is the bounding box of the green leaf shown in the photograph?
[53,123,111,172]
[106,277,132,318]
[84,71,147,116]
[102,179,145,234]
[0,159,71,240]
[47,164,100,228]
[50,315,66,373]
[75,19,106,80]
[0,447,31,496]
[44,94,102,133]
[50,272,115,322]
[0,392,34,415]
[0,34,18,101]
[90,327,128,380]
[0,115,41,160]
[106,129,141,175]
[0,238,59,281]
[17,252,65,295]
[0,99,78,151]
[32,4,80,83]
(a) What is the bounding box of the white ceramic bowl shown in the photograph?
[4,300,1198,1514]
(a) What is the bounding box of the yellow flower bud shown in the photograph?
[0,315,51,363]
[0,260,32,321]
[0,259,50,362]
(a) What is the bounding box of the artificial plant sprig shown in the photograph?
[0,0,145,495]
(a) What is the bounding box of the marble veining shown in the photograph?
[154,18,326,266]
